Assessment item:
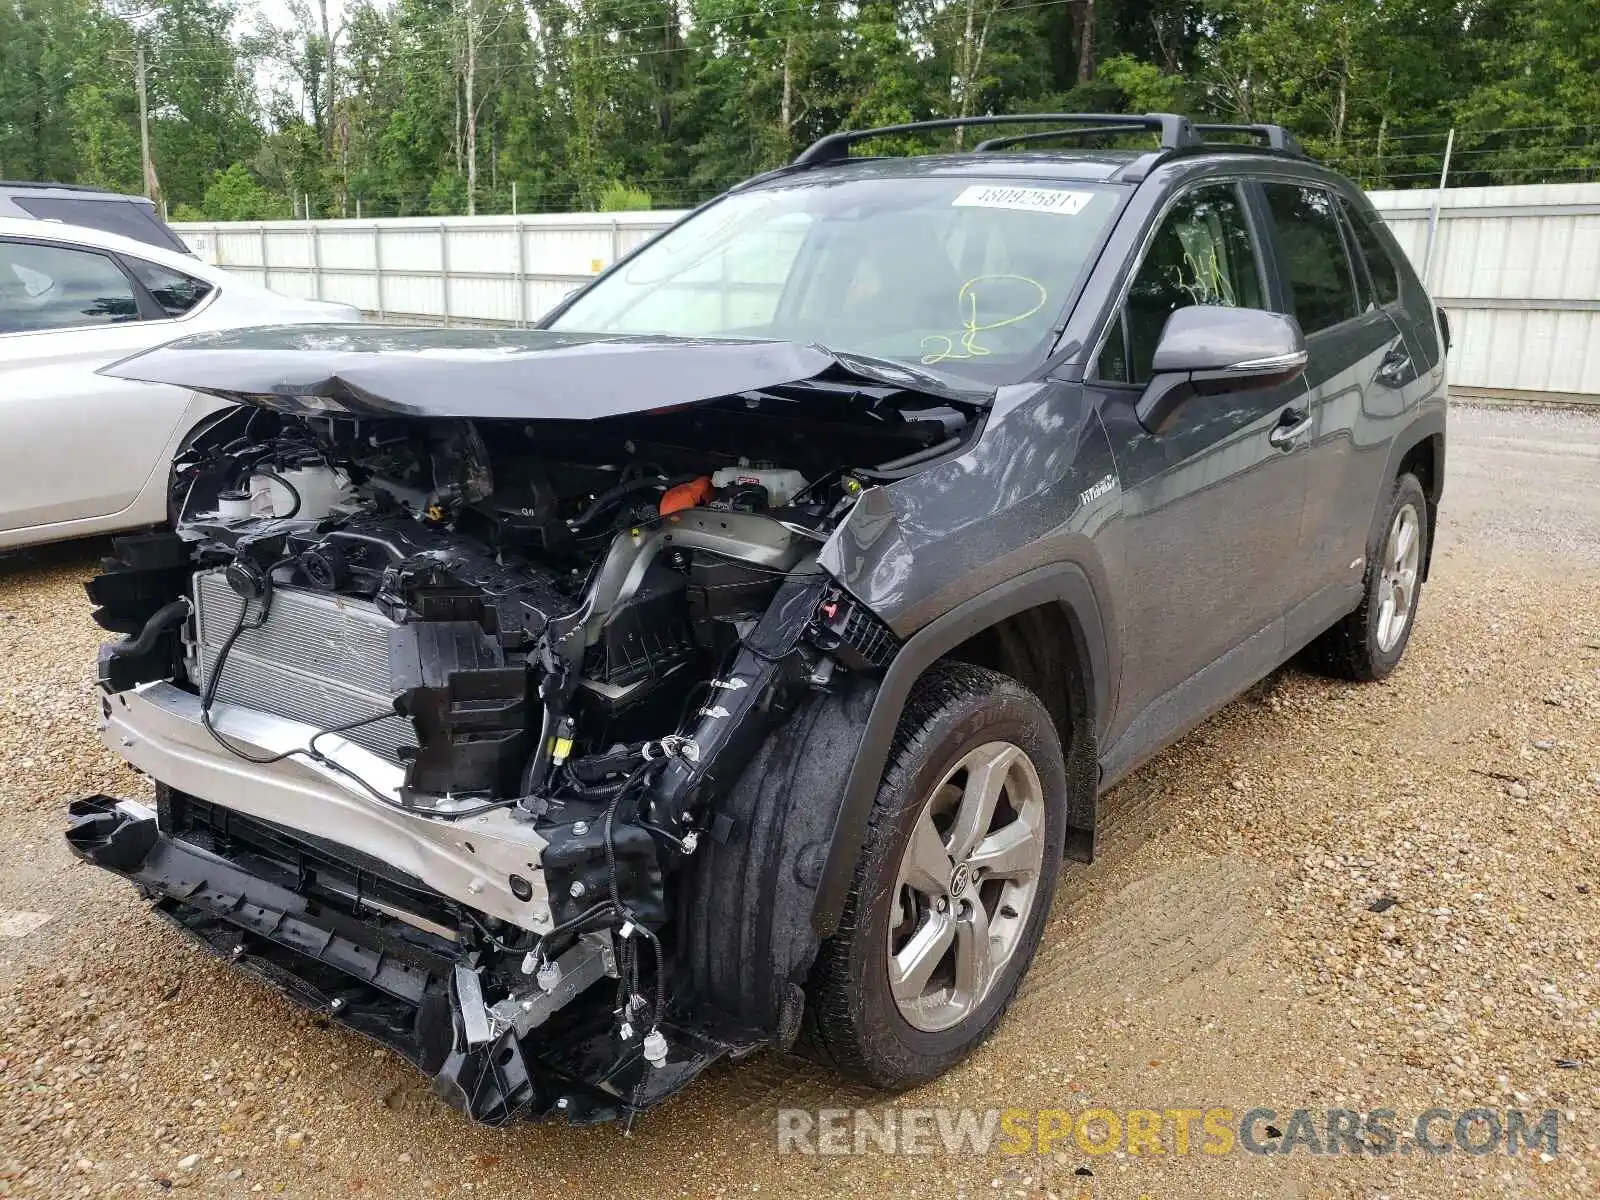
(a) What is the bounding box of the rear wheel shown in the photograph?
[800,663,1066,1089]
[1306,472,1428,681]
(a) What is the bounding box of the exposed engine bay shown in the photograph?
[69,378,973,1123]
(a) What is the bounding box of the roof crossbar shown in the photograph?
[793,113,1199,166]
[1192,123,1305,156]
[973,125,1156,152]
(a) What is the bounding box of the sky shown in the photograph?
[244,0,355,115]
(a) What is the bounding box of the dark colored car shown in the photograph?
[0,181,192,255]
[67,113,1445,1125]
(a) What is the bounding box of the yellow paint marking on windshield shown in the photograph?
[920,274,1049,365]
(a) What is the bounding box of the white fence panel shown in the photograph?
[176,183,1600,399]
[1368,182,1600,397]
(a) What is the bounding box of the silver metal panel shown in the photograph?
[102,681,553,932]
[192,571,413,761]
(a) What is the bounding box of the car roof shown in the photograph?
[0,215,221,281]
[744,144,1350,193]
[745,150,1144,189]
[0,180,142,199]
[0,184,192,254]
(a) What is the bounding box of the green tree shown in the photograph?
[0,0,1594,208]
[198,161,292,220]
[148,0,263,207]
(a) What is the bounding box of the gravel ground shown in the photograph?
[2,402,1597,1199]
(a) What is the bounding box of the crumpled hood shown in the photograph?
[100,324,986,419]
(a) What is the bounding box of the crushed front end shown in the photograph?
[68,355,972,1123]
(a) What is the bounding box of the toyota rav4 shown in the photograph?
[67,113,1447,1125]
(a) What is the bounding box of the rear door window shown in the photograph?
[0,240,142,332]
[1340,200,1401,306]
[126,257,214,317]
[1262,184,1361,334]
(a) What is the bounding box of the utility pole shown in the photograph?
[1421,128,1455,289]
[136,40,159,202]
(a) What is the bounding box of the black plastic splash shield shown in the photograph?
[64,794,748,1125]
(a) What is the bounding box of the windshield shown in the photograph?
[548,174,1124,382]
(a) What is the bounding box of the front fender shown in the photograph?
[809,561,1110,937]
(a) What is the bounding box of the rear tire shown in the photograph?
[1306,472,1428,681]
[799,662,1066,1090]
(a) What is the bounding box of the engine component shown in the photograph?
[710,465,808,507]
[685,552,781,625]
[478,461,565,551]
[298,540,350,591]
[659,475,713,516]
[584,563,695,691]
[83,388,968,1125]
[190,567,416,762]
[248,465,355,520]
[217,489,253,520]
[390,621,529,798]
[223,556,269,601]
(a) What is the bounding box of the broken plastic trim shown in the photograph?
[64,795,750,1125]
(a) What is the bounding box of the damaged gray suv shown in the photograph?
[68,113,1447,1124]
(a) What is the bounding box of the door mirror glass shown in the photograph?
[1136,306,1307,432]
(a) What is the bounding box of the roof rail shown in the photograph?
[1192,123,1305,156]
[792,113,1199,166]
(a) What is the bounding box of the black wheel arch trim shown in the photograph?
[809,561,1109,936]
[1380,404,1447,579]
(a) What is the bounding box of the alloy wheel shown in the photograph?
[1376,502,1422,653]
[887,740,1047,1033]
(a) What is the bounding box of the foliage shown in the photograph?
[198,162,294,220]
[0,0,1593,216]
[596,181,654,212]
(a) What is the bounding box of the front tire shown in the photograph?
[1307,471,1429,681]
[800,663,1066,1089]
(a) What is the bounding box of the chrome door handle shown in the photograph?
[1269,411,1313,451]
[1376,345,1412,386]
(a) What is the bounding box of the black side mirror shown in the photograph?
[1135,306,1308,433]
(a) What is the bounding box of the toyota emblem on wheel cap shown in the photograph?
[949,862,972,897]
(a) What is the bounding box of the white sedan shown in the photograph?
[0,216,359,550]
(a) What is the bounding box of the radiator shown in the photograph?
[190,570,414,762]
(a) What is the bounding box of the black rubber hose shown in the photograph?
[567,472,701,529]
[253,469,302,518]
[855,435,965,480]
[108,598,190,661]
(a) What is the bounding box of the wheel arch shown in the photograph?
[810,562,1110,937]
[1383,408,1446,580]
[164,398,250,524]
